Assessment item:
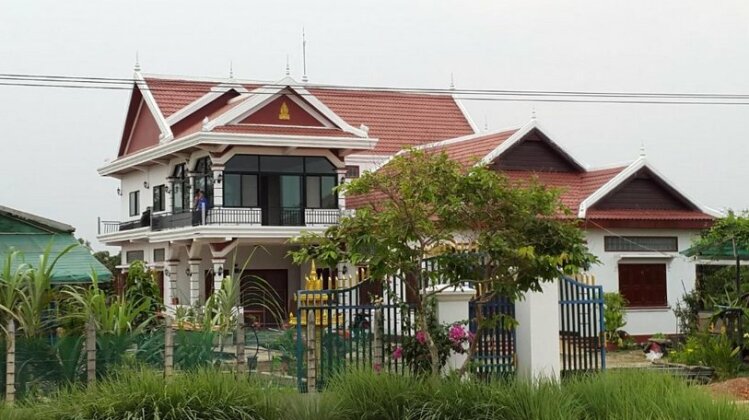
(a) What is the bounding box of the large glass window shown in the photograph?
[129,191,139,216]
[194,157,213,207]
[224,154,337,210]
[171,164,190,213]
[153,185,165,212]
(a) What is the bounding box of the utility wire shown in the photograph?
[1,72,749,105]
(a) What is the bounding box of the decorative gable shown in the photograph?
[118,88,161,157]
[490,128,582,172]
[238,94,329,127]
[593,168,695,211]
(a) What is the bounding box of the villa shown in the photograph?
[97,68,718,335]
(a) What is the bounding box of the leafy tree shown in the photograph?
[124,261,163,328]
[290,150,595,376]
[93,250,120,277]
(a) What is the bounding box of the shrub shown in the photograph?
[603,292,627,345]
[669,333,742,379]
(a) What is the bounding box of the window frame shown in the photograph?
[345,165,360,179]
[604,236,678,252]
[125,250,145,264]
[129,191,140,217]
[171,163,190,213]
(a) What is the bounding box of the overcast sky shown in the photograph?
[1,1,748,250]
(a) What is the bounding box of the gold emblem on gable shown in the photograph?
[279,101,291,120]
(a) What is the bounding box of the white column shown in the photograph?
[188,259,201,305]
[212,258,226,296]
[164,260,179,308]
[212,165,224,207]
[515,279,561,381]
[336,168,346,210]
[429,285,476,373]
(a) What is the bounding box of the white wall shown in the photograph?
[584,228,701,336]
[118,164,170,221]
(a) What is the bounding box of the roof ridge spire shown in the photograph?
[449,72,455,90]
[134,51,141,72]
[301,27,309,83]
[229,60,234,79]
[285,54,290,76]
[639,140,646,158]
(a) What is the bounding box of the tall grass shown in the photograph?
[0,368,743,420]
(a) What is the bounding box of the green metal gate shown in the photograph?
[559,276,606,374]
[295,277,416,391]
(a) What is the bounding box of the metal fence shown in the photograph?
[295,277,416,392]
[469,295,516,379]
[559,276,606,375]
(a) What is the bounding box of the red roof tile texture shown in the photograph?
[427,130,517,166]
[141,77,476,154]
[585,209,714,220]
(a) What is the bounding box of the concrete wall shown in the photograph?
[584,228,701,335]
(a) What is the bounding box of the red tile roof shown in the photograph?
[308,89,476,155]
[503,167,624,213]
[141,76,476,154]
[585,209,714,220]
[427,130,518,166]
[144,78,216,118]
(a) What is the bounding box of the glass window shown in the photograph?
[153,248,165,262]
[172,163,189,213]
[241,174,258,207]
[306,177,321,208]
[129,191,139,216]
[305,157,335,173]
[225,155,259,172]
[281,176,301,208]
[224,174,241,207]
[193,157,213,207]
[604,236,678,252]
[260,156,304,173]
[153,185,165,212]
[346,165,360,178]
[321,176,336,208]
[126,250,144,263]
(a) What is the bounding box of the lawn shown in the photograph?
[0,368,744,420]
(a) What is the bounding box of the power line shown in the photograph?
[1,72,749,105]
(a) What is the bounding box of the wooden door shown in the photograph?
[204,270,214,301]
[155,271,164,301]
[618,263,667,307]
[240,269,288,327]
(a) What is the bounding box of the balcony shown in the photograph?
[98,207,343,235]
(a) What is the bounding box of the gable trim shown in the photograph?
[477,120,587,171]
[134,71,173,142]
[578,158,722,218]
[0,206,74,233]
[205,77,368,137]
[165,83,251,126]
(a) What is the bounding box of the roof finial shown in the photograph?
[449,72,455,90]
[483,114,488,132]
[531,105,536,120]
[285,54,290,76]
[301,27,309,83]
[639,140,646,158]
[229,60,234,79]
[134,51,141,72]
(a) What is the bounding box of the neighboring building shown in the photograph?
[0,206,112,283]
[387,120,719,336]
[96,69,475,324]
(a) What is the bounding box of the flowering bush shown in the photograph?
[392,323,474,374]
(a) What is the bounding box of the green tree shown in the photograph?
[93,250,120,276]
[290,150,595,376]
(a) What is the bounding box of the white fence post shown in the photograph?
[164,316,174,377]
[429,285,475,373]
[515,279,561,381]
[5,320,15,404]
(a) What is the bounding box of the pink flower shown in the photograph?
[448,324,467,343]
[415,330,427,344]
[374,363,382,373]
[392,346,403,360]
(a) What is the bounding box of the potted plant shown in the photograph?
[604,292,628,351]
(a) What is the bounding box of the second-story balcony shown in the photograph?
[98,207,344,236]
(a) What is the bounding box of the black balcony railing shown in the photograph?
[99,207,341,235]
